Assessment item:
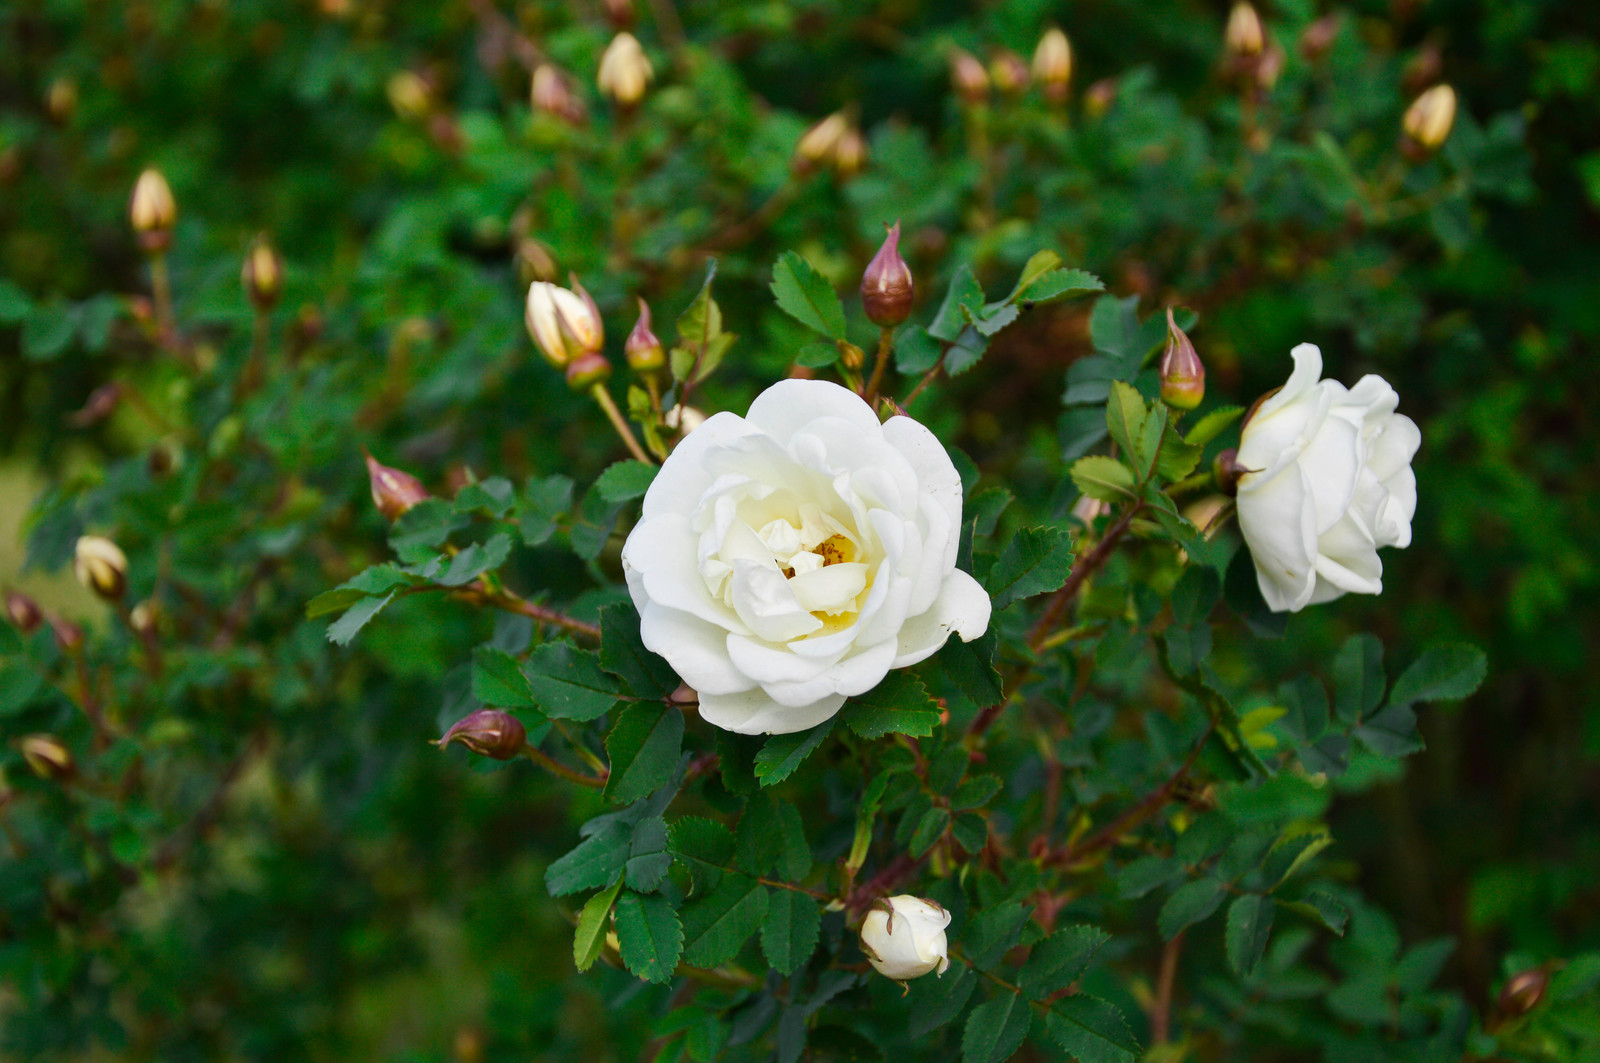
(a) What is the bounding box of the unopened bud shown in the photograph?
[794,112,849,174]
[69,382,123,428]
[1401,83,1457,159]
[1255,42,1286,90]
[525,279,603,368]
[565,351,613,391]
[129,168,176,253]
[515,239,559,285]
[597,32,653,109]
[989,50,1029,95]
[664,404,706,435]
[833,126,868,179]
[1213,448,1245,497]
[1497,968,1549,1021]
[1401,39,1444,96]
[1299,14,1339,63]
[950,48,990,106]
[602,0,634,29]
[21,735,74,780]
[1225,2,1265,59]
[839,342,865,371]
[241,236,283,312]
[1032,27,1073,103]
[859,896,951,982]
[387,70,432,120]
[364,451,430,521]
[435,709,527,761]
[531,65,586,126]
[5,591,42,633]
[1159,309,1205,411]
[46,78,78,123]
[625,299,665,374]
[1072,493,1109,528]
[74,536,129,601]
[861,221,914,327]
[129,599,158,637]
[1084,77,1117,119]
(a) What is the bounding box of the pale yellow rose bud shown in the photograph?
[21,735,74,781]
[664,404,706,435]
[859,895,951,982]
[129,168,176,253]
[1032,27,1073,103]
[241,236,283,312]
[1402,83,1457,158]
[74,535,128,601]
[832,126,868,179]
[46,78,78,123]
[387,70,432,120]
[525,280,604,368]
[597,32,653,109]
[1225,2,1265,59]
[794,111,849,174]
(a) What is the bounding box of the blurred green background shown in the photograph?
[1,0,1598,1059]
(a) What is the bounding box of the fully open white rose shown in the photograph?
[1236,343,1421,613]
[859,895,951,981]
[620,379,990,735]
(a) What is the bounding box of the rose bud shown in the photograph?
[5,590,43,634]
[1083,77,1117,119]
[1401,39,1444,96]
[46,78,78,124]
[531,64,586,126]
[21,735,74,780]
[950,48,990,106]
[794,111,849,174]
[1234,343,1419,612]
[241,236,283,313]
[603,0,635,29]
[525,279,604,368]
[129,168,176,253]
[859,896,952,982]
[74,536,129,601]
[1497,968,1549,1021]
[364,450,430,521]
[1299,14,1339,63]
[49,615,85,654]
[386,70,432,120]
[1401,83,1457,159]
[129,599,158,638]
[989,50,1030,96]
[597,32,653,109]
[434,709,527,761]
[565,350,613,392]
[1255,42,1286,91]
[861,221,914,328]
[1225,2,1265,59]
[625,298,666,375]
[663,404,706,435]
[69,382,123,428]
[832,126,868,179]
[515,238,560,285]
[1032,27,1073,103]
[1213,448,1245,497]
[1159,308,1205,411]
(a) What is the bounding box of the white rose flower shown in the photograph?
[859,895,951,981]
[620,379,991,735]
[1235,343,1421,613]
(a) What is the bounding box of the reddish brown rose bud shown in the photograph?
[989,50,1029,95]
[602,0,634,29]
[565,351,613,391]
[241,236,283,312]
[1299,14,1339,63]
[1496,968,1549,1022]
[1159,309,1205,411]
[69,382,123,427]
[49,615,85,654]
[435,709,527,761]
[860,221,914,328]
[21,735,74,780]
[1032,28,1073,103]
[129,168,176,254]
[625,298,665,375]
[74,536,129,601]
[4,590,42,634]
[364,450,430,521]
[950,48,990,106]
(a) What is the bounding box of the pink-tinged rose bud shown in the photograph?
[1032,27,1073,103]
[435,709,527,760]
[989,50,1029,95]
[21,735,74,780]
[525,279,604,368]
[1299,14,1339,63]
[597,32,653,109]
[364,451,430,521]
[1159,308,1205,411]
[625,298,665,374]
[129,168,176,253]
[74,536,129,601]
[514,239,559,285]
[1225,2,1265,59]
[241,236,283,312]
[950,48,990,105]
[49,615,84,654]
[565,350,613,391]
[1083,77,1117,119]
[1496,968,1549,1021]
[860,221,914,328]
[1072,493,1110,527]
[69,382,123,428]
[1401,83,1457,159]
[1255,42,1286,90]
[531,65,586,126]
[859,896,951,982]
[4,590,42,633]
[794,111,849,174]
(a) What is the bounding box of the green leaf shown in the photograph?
[1278,674,1330,745]
[771,251,847,341]
[961,993,1032,1063]
[569,484,628,561]
[472,646,538,709]
[22,303,76,361]
[546,820,631,896]
[1551,953,1600,1002]
[615,891,684,984]
[952,774,1003,811]
[673,260,724,383]
[1354,702,1424,757]
[940,630,1003,706]
[389,498,469,556]
[595,460,658,504]
[574,879,625,971]
[452,477,516,518]
[1014,268,1104,305]
[1116,856,1184,899]
[972,302,1020,337]
[517,474,574,547]
[1104,382,1147,465]
[737,790,812,880]
[1006,250,1062,301]
[754,718,833,786]
[908,807,949,857]
[680,873,769,968]
[599,603,678,698]
[1333,634,1386,725]
[306,564,416,617]
[761,889,822,975]
[1045,994,1140,1063]
[1152,414,1204,482]
[625,816,672,892]
[1184,406,1244,448]
[842,672,941,738]
[1158,878,1227,940]
[604,704,684,805]
[929,265,985,342]
[895,326,943,374]
[669,816,736,895]
[1284,888,1348,935]
[1259,830,1332,889]
[796,340,841,368]
[969,487,1013,539]
[1226,894,1275,977]
[524,644,622,721]
[986,526,1075,610]
[1070,456,1137,502]
[1387,644,1487,709]
[965,902,1033,970]
[0,279,31,323]
[325,590,397,645]
[436,533,514,587]
[1019,925,1111,999]
[908,962,977,1037]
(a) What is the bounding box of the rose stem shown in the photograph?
[590,382,655,464]
[865,326,894,403]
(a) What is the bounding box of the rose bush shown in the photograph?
[1235,343,1421,613]
[620,379,990,734]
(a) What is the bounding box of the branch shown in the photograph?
[1026,503,1142,653]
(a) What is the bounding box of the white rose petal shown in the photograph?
[859,895,952,982]
[621,379,992,734]
[1236,343,1420,613]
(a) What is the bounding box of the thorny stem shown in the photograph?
[523,743,606,788]
[901,356,945,409]
[864,326,894,404]
[1026,503,1143,654]
[485,590,602,641]
[591,382,655,465]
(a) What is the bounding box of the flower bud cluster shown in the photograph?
[793,111,868,179]
[526,279,605,373]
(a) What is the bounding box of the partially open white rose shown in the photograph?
[859,895,951,981]
[1236,343,1420,613]
[620,379,990,735]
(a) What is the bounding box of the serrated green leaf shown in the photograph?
[452,477,516,517]
[952,774,1003,811]
[1015,268,1104,305]
[754,718,833,786]
[673,260,723,384]
[625,816,672,892]
[1070,456,1137,502]
[1045,994,1140,1063]
[1159,878,1228,940]
[524,643,622,721]
[972,302,1020,337]
[1333,634,1386,725]
[842,672,941,738]
[569,483,628,561]
[1019,926,1110,999]
[908,962,977,1037]
[1284,889,1348,935]
[325,590,397,645]
[472,645,538,709]
[1355,702,1423,757]
[771,251,847,341]
[436,533,514,587]
[389,498,470,556]
[1116,855,1184,899]
[929,265,985,342]
[1388,644,1487,709]
[1152,414,1204,482]
[1259,830,1332,889]
[895,326,943,374]
[574,879,625,971]
[615,891,684,983]
[1226,894,1274,977]
[970,487,1013,538]
[306,564,416,618]
[517,474,574,547]
[940,629,1003,706]
[1007,250,1062,300]
[961,993,1032,1063]
[22,303,76,361]
[965,902,1032,970]
[547,820,631,896]
[670,816,736,895]
[1183,405,1244,448]
[599,603,678,698]
[680,873,768,968]
[986,525,1075,610]
[1551,953,1600,1002]
[761,889,821,976]
[908,807,949,857]
[796,340,841,368]
[595,460,658,504]
[1105,382,1146,464]
[737,790,811,880]
[604,704,684,805]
